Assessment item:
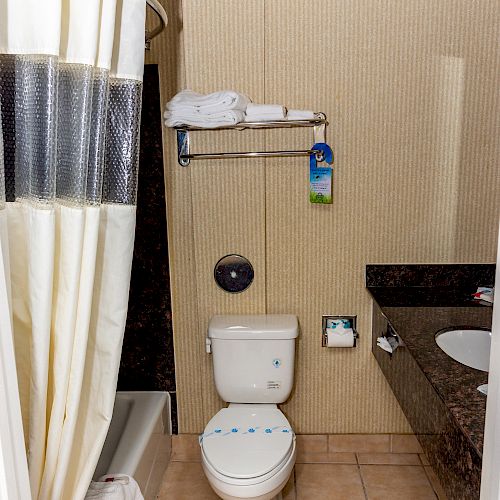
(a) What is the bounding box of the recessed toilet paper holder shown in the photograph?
[322,315,359,347]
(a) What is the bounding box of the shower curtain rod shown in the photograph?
[145,0,168,49]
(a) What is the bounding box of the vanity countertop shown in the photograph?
[366,264,495,499]
[370,301,491,455]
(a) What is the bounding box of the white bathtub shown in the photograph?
[93,391,172,500]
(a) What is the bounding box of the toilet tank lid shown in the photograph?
[208,314,298,340]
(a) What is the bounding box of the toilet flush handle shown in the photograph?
[205,338,212,354]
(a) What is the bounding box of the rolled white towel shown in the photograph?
[164,109,245,128]
[286,109,316,120]
[244,103,286,121]
[167,90,250,113]
[85,474,143,500]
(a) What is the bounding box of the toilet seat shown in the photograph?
[200,405,294,482]
[201,444,294,488]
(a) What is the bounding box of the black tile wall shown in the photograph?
[118,65,177,433]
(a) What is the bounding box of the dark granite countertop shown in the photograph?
[366,264,495,498]
[376,304,491,455]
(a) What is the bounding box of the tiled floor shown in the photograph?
[157,434,448,499]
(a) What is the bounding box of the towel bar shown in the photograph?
[174,113,328,167]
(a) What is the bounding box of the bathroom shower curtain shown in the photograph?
[0,1,145,499]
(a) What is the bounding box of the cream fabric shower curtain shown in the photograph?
[0,1,145,499]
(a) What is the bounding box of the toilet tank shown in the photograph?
[208,314,298,403]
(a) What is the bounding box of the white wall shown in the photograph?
[480,220,500,500]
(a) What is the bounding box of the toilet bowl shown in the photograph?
[200,404,295,500]
[203,315,299,500]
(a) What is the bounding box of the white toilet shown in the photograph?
[201,314,299,500]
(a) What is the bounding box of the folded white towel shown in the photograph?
[244,103,286,121]
[164,109,245,128]
[167,90,250,114]
[85,474,143,500]
[287,109,316,121]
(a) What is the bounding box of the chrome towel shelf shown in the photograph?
[174,113,328,166]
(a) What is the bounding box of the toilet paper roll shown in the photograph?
[326,327,355,347]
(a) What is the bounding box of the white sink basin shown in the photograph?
[435,328,491,372]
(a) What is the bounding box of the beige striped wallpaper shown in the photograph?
[147,0,500,434]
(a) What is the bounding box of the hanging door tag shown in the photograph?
[309,143,333,204]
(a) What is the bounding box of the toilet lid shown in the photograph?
[201,407,294,480]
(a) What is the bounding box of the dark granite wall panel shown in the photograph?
[118,65,177,433]
[366,264,495,288]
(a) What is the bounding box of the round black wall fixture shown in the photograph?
[214,254,254,293]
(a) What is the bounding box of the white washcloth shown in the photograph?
[473,286,494,304]
[167,90,250,113]
[85,474,143,500]
[376,336,393,354]
[244,103,286,121]
[286,109,315,120]
[164,109,244,128]
[478,384,488,395]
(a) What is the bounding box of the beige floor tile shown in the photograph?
[158,463,296,499]
[171,434,201,462]
[329,434,391,453]
[424,466,448,500]
[391,434,424,454]
[157,462,219,499]
[360,465,436,500]
[282,468,296,500]
[295,464,365,500]
[296,451,357,464]
[357,453,421,465]
[296,434,328,454]
[420,453,430,465]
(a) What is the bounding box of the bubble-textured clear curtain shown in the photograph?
[0,1,145,499]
